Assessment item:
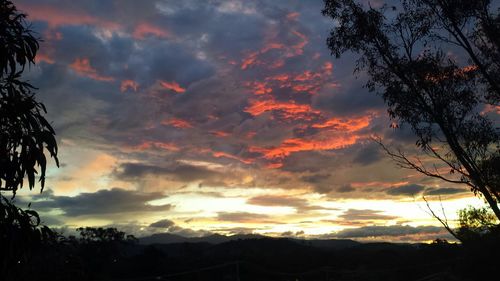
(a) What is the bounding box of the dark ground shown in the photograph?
[10,234,499,281]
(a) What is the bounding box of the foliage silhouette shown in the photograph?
[0,0,59,196]
[67,227,138,280]
[75,226,138,244]
[456,206,500,242]
[322,1,500,223]
[0,195,57,280]
[0,1,59,279]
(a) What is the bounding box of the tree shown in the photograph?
[0,196,58,280]
[76,227,138,244]
[0,0,59,196]
[456,206,499,242]
[0,0,59,279]
[322,1,500,221]
[72,227,137,280]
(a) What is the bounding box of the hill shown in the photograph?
[139,232,360,250]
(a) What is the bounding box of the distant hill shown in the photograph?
[67,233,472,281]
[139,232,360,250]
[139,233,266,245]
[291,238,361,249]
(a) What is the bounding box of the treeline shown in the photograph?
[1,213,500,281]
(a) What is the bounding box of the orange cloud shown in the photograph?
[289,63,336,94]
[245,131,257,139]
[294,70,319,82]
[425,64,478,83]
[286,12,300,21]
[482,104,500,115]
[240,43,284,70]
[251,135,360,161]
[210,131,230,137]
[19,4,120,30]
[128,141,180,152]
[69,58,115,82]
[266,162,283,169]
[312,116,371,132]
[159,80,186,93]
[162,118,193,129]
[212,151,254,164]
[269,59,285,69]
[36,53,55,64]
[323,62,333,75]
[241,51,259,70]
[239,24,310,71]
[289,29,308,56]
[267,74,290,82]
[245,98,321,121]
[261,43,285,53]
[249,62,337,95]
[245,114,372,167]
[246,81,273,95]
[120,80,139,92]
[133,23,171,39]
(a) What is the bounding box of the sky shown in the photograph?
[13,0,487,242]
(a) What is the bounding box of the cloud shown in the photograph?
[334,225,445,238]
[29,188,171,217]
[217,212,273,223]
[247,194,335,212]
[351,142,384,166]
[146,218,210,237]
[338,209,399,221]
[114,162,221,182]
[424,187,468,196]
[300,173,331,184]
[337,184,355,193]
[149,219,176,228]
[69,57,115,82]
[10,0,452,241]
[386,184,425,196]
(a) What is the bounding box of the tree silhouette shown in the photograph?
[0,0,58,196]
[0,0,59,279]
[323,1,500,221]
[456,206,499,242]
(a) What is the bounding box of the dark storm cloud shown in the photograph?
[101,220,212,238]
[149,219,176,229]
[299,173,336,194]
[21,2,214,143]
[424,187,468,196]
[29,188,171,217]
[351,142,385,166]
[337,184,355,193]
[386,184,425,196]
[281,151,343,173]
[338,209,399,221]
[115,162,222,182]
[300,173,331,184]
[334,225,444,238]
[312,73,384,117]
[139,41,215,86]
[146,218,211,237]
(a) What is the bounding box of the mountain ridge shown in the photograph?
[139,232,361,249]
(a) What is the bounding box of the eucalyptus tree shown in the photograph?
[323,0,500,219]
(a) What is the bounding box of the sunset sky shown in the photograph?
[15,0,486,242]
